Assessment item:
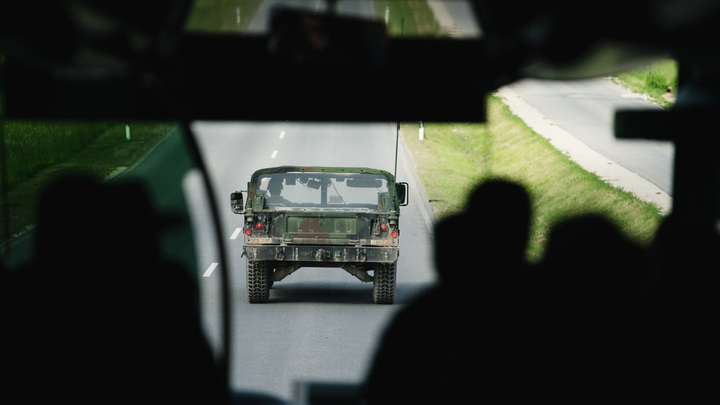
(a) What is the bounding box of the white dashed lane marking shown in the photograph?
[205,129,286,279]
[203,262,218,278]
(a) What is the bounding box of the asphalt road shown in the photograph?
[1,121,436,403]
[187,122,437,401]
[507,78,675,195]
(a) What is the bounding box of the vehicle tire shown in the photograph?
[373,261,396,304]
[247,260,270,303]
[267,262,275,289]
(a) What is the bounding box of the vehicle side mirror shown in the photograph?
[231,191,244,214]
[396,182,409,206]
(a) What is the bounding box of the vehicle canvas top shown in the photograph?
[243,166,401,246]
[246,166,400,212]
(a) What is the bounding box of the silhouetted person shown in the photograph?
[365,179,535,405]
[541,214,646,316]
[537,214,648,401]
[266,177,291,206]
[3,175,223,404]
[464,179,532,272]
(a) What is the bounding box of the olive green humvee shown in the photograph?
[231,166,408,304]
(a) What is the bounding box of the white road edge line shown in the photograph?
[271,150,278,159]
[203,262,219,278]
[230,227,242,240]
[398,131,436,237]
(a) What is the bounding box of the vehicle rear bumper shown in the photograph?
[243,244,399,263]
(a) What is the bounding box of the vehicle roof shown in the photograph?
[250,166,395,181]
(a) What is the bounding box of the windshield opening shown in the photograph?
[257,172,389,210]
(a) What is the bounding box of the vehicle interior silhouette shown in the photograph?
[2,1,718,403]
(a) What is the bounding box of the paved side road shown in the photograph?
[496,85,672,215]
[424,3,671,214]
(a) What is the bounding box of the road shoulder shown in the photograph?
[495,86,672,215]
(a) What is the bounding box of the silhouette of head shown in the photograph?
[26,174,220,403]
[542,214,646,312]
[465,179,531,264]
[268,177,284,197]
[433,213,466,282]
[34,175,175,267]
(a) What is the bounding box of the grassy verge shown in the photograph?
[1,121,172,244]
[403,97,664,263]
[185,0,264,32]
[613,59,678,108]
[2,122,110,192]
[375,0,441,36]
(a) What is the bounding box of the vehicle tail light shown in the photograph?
[391,231,398,238]
[380,224,388,232]
[255,222,263,230]
[245,228,252,236]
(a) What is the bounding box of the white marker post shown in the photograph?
[419,121,424,140]
[125,121,131,141]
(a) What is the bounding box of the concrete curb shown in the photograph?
[495,86,672,215]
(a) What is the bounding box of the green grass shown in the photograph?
[185,0,264,32]
[375,0,442,37]
[404,97,664,263]
[615,59,678,108]
[1,121,172,243]
[2,122,109,192]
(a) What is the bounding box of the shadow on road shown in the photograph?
[267,282,432,305]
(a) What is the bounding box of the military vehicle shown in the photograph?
[231,166,408,304]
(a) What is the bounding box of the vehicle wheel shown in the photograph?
[373,262,396,304]
[267,264,275,289]
[247,260,270,303]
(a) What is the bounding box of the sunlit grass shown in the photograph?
[185,0,264,32]
[375,0,441,36]
[615,59,678,108]
[403,96,664,263]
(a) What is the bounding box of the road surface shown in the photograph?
[507,78,675,195]
[423,0,674,198]
[1,120,436,403]
[186,122,437,401]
